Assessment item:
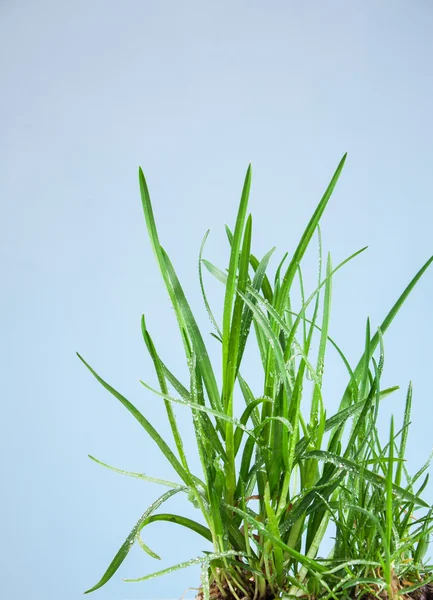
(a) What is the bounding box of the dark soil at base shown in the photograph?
[195,581,433,600]
[363,583,433,600]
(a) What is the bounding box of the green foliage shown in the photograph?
[79,156,433,600]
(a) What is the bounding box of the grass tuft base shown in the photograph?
[195,580,274,600]
[195,580,433,600]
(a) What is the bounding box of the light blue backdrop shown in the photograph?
[1,2,433,599]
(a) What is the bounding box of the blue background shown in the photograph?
[1,2,433,599]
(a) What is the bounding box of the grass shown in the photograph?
[79,155,433,600]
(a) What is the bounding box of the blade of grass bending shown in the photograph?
[123,550,244,583]
[275,153,347,315]
[137,530,161,559]
[84,487,186,593]
[140,513,213,543]
[88,454,184,488]
[304,450,429,507]
[77,353,194,486]
[199,230,222,338]
[141,315,189,470]
[339,254,433,411]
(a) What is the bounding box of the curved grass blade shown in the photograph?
[199,230,222,338]
[84,487,186,593]
[339,254,433,410]
[123,550,245,583]
[77,353,190,485]
[140,513,213,543]
[88,454,184,488]
[137,530,161,559]
[141,315,188,469]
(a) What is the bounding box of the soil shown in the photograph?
[362,583,433,600]
[194,581,433,600]
[195,580,274,600]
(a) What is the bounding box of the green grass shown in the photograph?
[79,155,433,600]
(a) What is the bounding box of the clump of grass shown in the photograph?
[79,155,433,600]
